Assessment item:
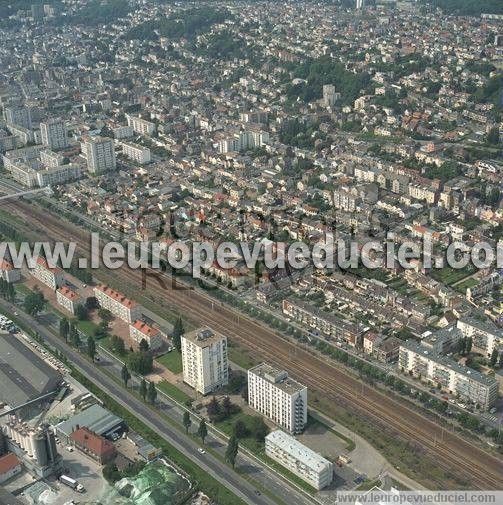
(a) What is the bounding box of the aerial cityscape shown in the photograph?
[0,0,502,504]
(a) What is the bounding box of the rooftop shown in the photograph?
[184,327,226,347]
[401,340,497,386]
[248,363,306,395]
[266,430,332,472]
[0,332,62,409]
[56,404,123,438]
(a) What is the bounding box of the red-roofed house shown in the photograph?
[0,259,20,284]
[56,285,83,315]
[94,284,142,323]
[32,257,65,291]
[69,427,117,465]
[0,453,21,484]
[129,320,163,350]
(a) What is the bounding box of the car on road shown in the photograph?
[197,447,205,454]
[254,490,261,496]
[489,407,497,414]
[354,475,365,484]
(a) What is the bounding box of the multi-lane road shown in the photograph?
[1,195,503,490]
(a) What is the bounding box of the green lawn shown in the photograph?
[216,411,264,454]
[157,350,183,374]
[157,380,193,405]
[76,319,101,338]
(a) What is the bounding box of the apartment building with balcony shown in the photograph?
[248,363,307,434]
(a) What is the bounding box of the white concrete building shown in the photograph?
[40,119,68,149]
[94,284,142,323]
[32,257,65,291]
[181,327,228,395]
[127,115,156,136]
[456,317,503,359]
[218,130,269,153]
[36,163,82,186]
[399,340,498,410]
[129,320,163,351]
[265,430,333,490]
[122,141,151,164]
[56,286,83,315]
[4,106,32,129]
[81,136,116,174]
[248,363,307,434]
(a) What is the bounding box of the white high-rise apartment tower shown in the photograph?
[81,136,116,174]
[181,328,229,395]
[248,363,307,434]
[40,119,68,149]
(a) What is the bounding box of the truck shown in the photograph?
[59,475,84,492]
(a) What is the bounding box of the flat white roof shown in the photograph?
[266,430,332,472]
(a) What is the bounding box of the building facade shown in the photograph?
[181,328,228,395]
[265,430,333,490]
[399,340,498,409]
[248,363,307,434]
[82,136,116,174]
[40,120,68,149]
[129,320,163,351]
[94,284,142,323]
[122,141,151,164]
[32,257,65,291]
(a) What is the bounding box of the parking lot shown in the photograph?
[50,444,110,504]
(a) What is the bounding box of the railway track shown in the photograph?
[2,199,503,489]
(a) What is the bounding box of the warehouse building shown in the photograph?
[0,332,62,418]
[55,404,125,442]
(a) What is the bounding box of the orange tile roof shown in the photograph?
[0,453,20,475]
[95,284,138,309]
[36,256,62,274]
[58,285,79,301]
[131,320,159,337]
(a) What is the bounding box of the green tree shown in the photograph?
[139,338,149,353]
[69,323,81,348]
[59,317,69,341]
[233,419,249,439]
[87,336,96,361]
[111,335,125,355]
[171,317,184,352]
[24,290,46,316]
[183,411,192,434]
[121,364,131,387]
[465,337,472,355]
[75,304,88,321]
[198,418,208,444]
[102,462,121,483]
[98,308,113,327]
[127,351,153,375]
[147,381,157,403]
[140,379,147,401]
[225,435,239,469]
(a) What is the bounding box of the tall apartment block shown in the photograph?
[40,119,68,149]
[81,136,116,174]
[248,363,307,434]
[181,328,229,395]
[4,106,32,129]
